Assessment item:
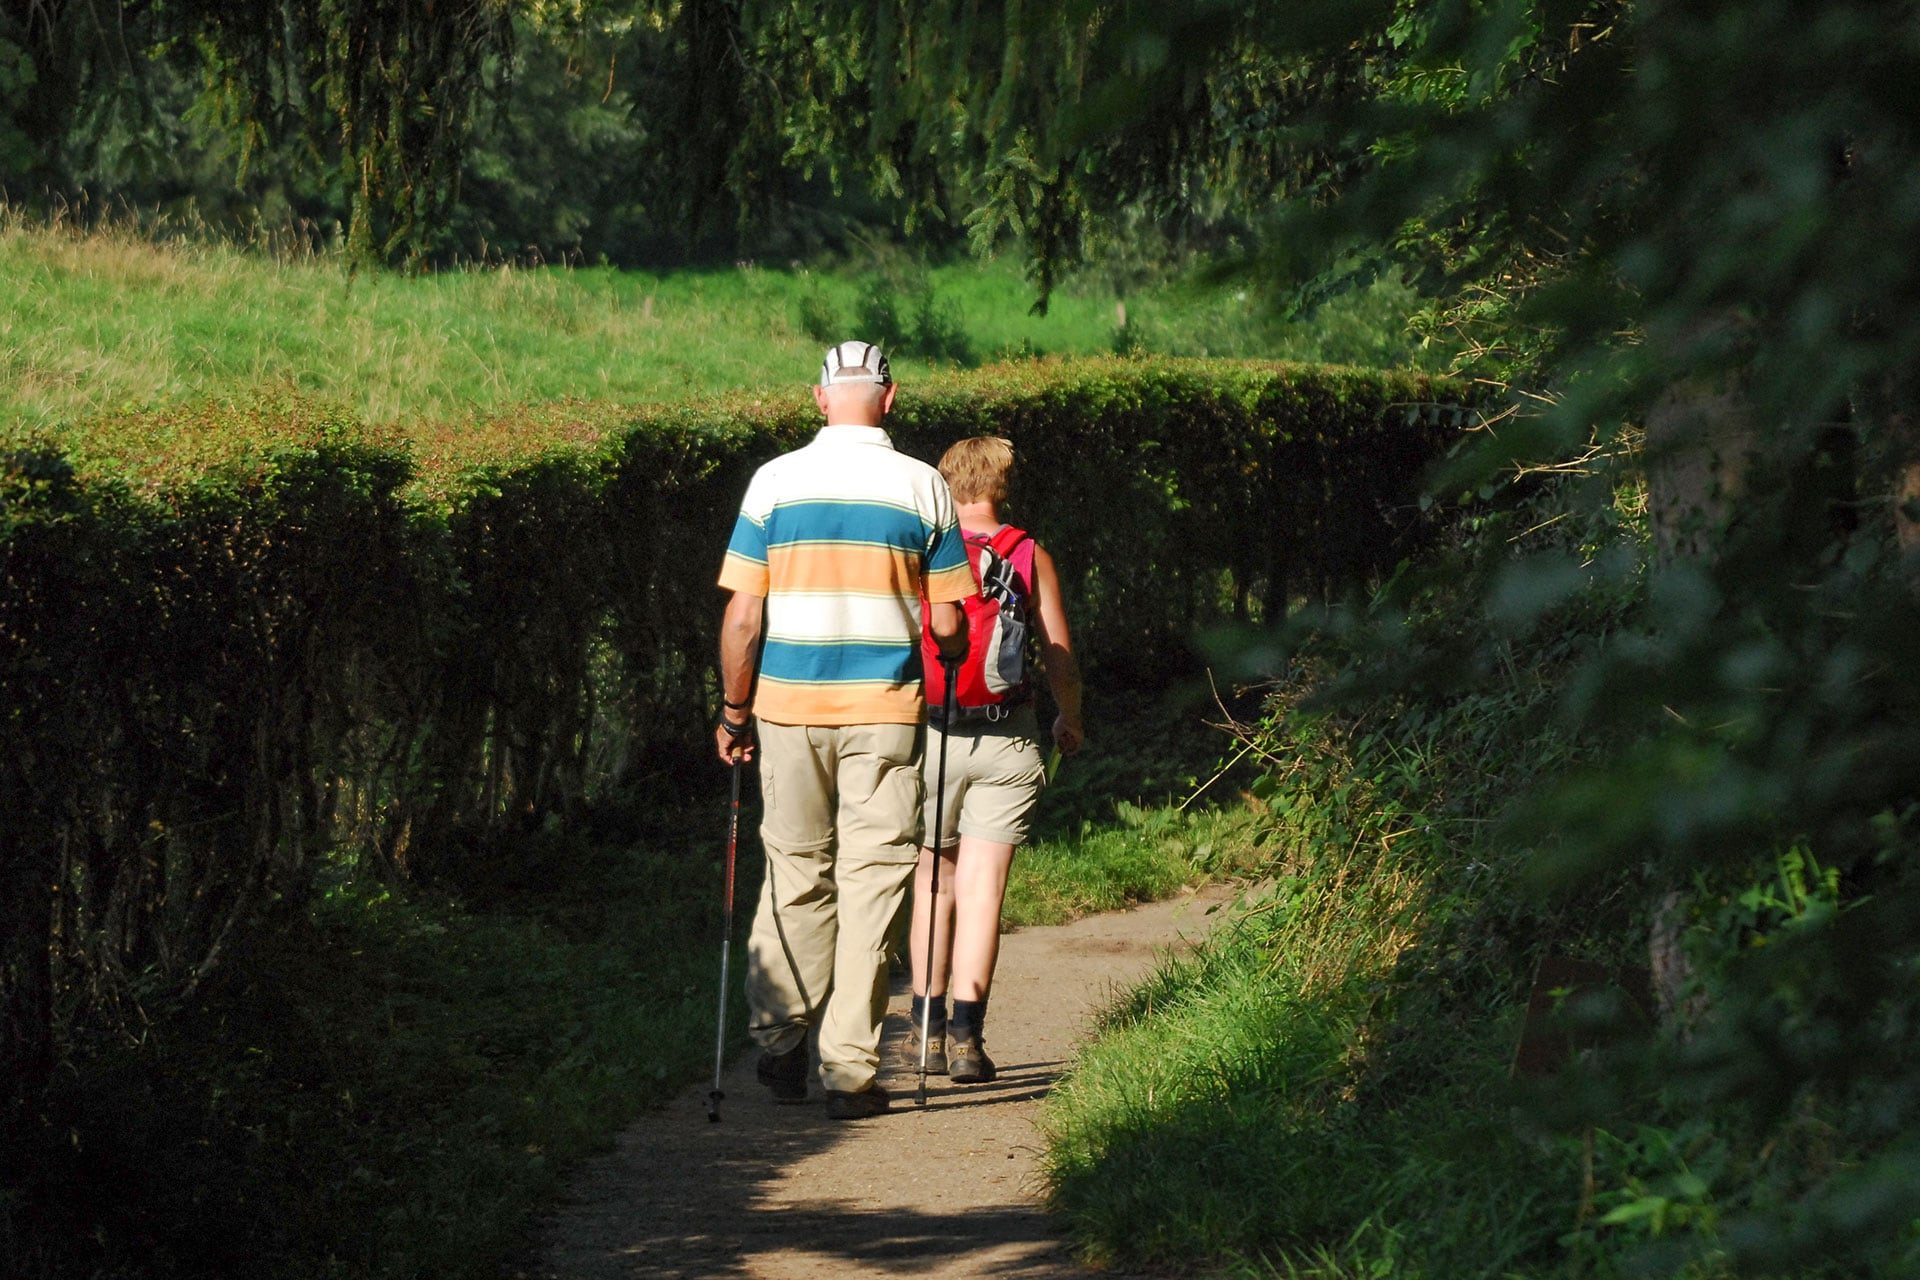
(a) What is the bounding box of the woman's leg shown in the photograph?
[908,842,959,1002]
[946,835,1016,1082]
[949,835,1017,1000]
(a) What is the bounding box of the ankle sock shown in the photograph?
[910,994,948,1036]
[950,997,988,1041]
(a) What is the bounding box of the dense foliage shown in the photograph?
[0,358,1463,1110]
[841,1,1920,1272]
[1043,463,1919,1276]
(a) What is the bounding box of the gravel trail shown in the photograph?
[525,887,1229,1279]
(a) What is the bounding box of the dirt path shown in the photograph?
[525,887,1230,1279]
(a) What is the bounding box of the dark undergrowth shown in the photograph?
[0,808,739,1280]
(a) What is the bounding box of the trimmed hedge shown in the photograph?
[0,358,1466,1098]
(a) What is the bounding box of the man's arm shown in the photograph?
[1030,544,1084,754]
[715,589,764,764]
[928,600,966,660]
[922,478,972,663]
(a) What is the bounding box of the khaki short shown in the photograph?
[921,705,1047,849]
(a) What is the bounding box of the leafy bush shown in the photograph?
[1041,551,1624,1273]
[853,263,975,365]
[0,358,1466,1107]
[1042,453,1920,1277]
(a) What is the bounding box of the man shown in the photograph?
[713,341,972,1119]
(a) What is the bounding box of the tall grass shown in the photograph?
[1038,635,1609,1275]
[0,207,1439,431]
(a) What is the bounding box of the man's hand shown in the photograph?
[1052,713,1085,756]
[715,714,755,765]
[928,600,967,661]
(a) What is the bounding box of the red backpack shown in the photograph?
[922,525,1036,718]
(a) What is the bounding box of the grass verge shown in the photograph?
[1041,892,1569,1277]
[1036,638,1608,1275]
[1005,802,1262,928]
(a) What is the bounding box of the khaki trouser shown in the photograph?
[746,719,921,1093]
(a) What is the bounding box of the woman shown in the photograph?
[911,435,1084,1083]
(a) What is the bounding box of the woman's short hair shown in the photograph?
[939,435,1015,505]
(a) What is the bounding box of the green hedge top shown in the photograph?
[8,357,1465,505]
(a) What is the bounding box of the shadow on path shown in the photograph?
[524,890,1227,1280]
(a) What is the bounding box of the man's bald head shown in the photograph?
[813,380,895,424]
[814,341,897,424]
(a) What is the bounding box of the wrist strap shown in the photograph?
[719,717,753,739]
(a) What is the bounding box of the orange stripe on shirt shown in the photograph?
[754,677,926,727]
[923,562,976,605]
[719,552,770,595]
[767,543,924,594]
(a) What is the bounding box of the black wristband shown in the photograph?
[718,717,753,739]
[722,697,752,711]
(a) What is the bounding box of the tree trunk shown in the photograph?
[1643,377,1758,565]
[1641,375,1759,1030]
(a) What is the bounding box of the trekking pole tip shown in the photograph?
[707,1089,724,1122]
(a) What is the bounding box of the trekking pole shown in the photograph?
[917,658,960,1108]
[708,759,742,1122]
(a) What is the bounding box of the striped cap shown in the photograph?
[819,341,893,386]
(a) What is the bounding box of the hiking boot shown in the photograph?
[910,1029,949,1075]
[947,1034,997,1084]
[824,1082,891,1120]
[756,1041,809,1103]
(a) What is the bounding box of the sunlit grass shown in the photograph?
[0,210,1436,432]
[1004,801,1265,928]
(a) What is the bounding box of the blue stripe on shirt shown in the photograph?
[726,512,769,564]
[760,638,920,685]
[765,500,936,552]
[925,519,967,574]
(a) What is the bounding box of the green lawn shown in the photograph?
[0,214,1436,430]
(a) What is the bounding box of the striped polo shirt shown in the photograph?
[718,424,975,726]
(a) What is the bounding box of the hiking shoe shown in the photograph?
[911,1029,949,1075]
[756,1041,809,1103]
[948,1034,997,1084]
[825,1082,891,1120]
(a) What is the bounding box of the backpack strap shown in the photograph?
[988,526,1034,597]
[963,525,1032,592]
[984,524,1029,557]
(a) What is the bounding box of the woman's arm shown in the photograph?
[1029,543,1085,754]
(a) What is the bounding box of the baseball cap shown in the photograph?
[819,341,893,387]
